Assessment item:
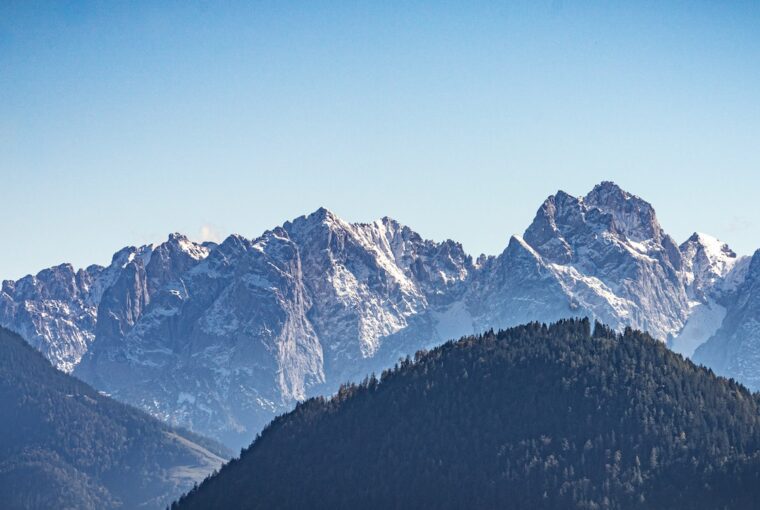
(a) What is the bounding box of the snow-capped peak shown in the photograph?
[680,232,740,299]
[523,181,671,263]
[686,232,736,264]
[304,206,342,225]
[166,233,211,260]
[109,244,155,269]
[281,207,354,239]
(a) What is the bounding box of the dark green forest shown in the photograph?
[0,326,230,510]
[173,319,760,510]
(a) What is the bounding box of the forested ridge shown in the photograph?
[174,319,760,509]
[0,326,230,510]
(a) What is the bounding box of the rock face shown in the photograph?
[470,183,690,342]
[0,263,113,373]
[73,212,475,447]
[2,181,758,448]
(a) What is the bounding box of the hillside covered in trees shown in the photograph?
[174,319,760,509]
[0,326,231,510]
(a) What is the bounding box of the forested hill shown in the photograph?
[0,326,231,510]
[174,319,760,510]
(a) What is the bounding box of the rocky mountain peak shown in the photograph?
[0,262,104,372]
[682,232,737,264]
[109,243,155,270]
[110,246,137,267]
[285,206,342,229]
[680,232,740,299]
[10,263,78,300]
[156,233,211,263]
[311,206,335,220]
[583,181,663,243]
[523,182,667,263]
[584,180,627,200]
[219,233,251,251]
[521,191,579,263]
[513,182,688,341]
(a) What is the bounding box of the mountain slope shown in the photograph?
[669,233,749,358]
[694,250,760,389]
[173,319,760,510]
[0,326,229,510]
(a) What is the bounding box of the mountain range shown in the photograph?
[2,181,758,448]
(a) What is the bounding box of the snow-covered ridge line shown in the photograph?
[2,180,758,448]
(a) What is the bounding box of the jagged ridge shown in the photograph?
[1,182,756,448]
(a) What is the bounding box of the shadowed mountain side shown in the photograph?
[0,326,231,510]
[174,319,760,510]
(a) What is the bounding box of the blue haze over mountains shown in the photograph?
[1,182,758,449]
[0,326,228,510]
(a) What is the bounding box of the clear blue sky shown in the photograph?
[1,1,759,279]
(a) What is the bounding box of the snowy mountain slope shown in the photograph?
[680,232,744,300]
[693,250,760,389]
[669,232,750,357]
[4,181,757,447]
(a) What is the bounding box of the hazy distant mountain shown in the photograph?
[171,319,760,510]
[0,326,230,510]
[2,181,757,448]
